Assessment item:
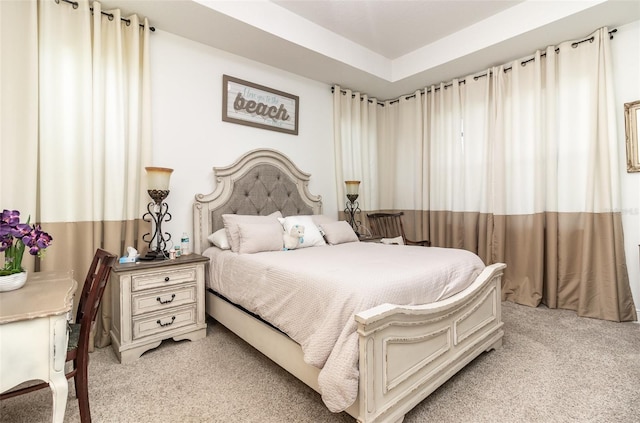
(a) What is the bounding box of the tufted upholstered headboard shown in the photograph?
[193,149,323,254]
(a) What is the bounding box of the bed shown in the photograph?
[193,148,506,423]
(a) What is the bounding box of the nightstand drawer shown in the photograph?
[132,305,197,340]
[131,267,197,291]
[131,284,197,316]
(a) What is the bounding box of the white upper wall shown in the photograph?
[149,29,337,245]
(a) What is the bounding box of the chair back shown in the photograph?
[77,249,117,353]
[366,212,407,243]
[75,249,116,323]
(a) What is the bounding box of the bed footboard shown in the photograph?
[354,263,506,423]
[206,263,505,423]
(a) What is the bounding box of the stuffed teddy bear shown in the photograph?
[283,224,305,250]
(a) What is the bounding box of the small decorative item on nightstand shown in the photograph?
[181,232,190,255]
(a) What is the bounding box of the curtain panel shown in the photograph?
[1,0,152,347]
[333,86,380,212]
[333,28,636,322]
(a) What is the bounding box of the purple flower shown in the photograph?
[23,225,53,255]
[11,223,32,239]
[0,223,13,252]
[1,209,20,226]
[0,209,53,275]
[0,238,11,252]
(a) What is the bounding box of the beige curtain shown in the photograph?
[334,28,636,322]
[0,0,39,225]
[477,29,634,321]
[333,86,380,213]
[0,0,152,346]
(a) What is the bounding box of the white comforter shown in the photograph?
[203,242,484,412]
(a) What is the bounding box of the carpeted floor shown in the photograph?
[1,301,639,423]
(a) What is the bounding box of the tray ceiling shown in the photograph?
[99,0,640,99]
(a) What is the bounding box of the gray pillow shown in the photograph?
[320,221,359,245]
[222,211,283,252]
[237,222,284,254]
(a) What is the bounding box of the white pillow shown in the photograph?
[237,222,284,254]
[320,221,359,245]
[278,215,326,248]
[207,228,231,250]
[222,211,283,252]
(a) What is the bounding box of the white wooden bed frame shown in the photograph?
[193,148,506,423]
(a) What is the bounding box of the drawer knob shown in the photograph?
[156,316,176,327]
[164,276,170,282]
[156,294,176,305]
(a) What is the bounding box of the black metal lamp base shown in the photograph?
[142,194,172,260]
[345,197,361,236]
[139,250,169,261]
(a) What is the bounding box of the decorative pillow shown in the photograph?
[278,215,326,248]
[222,211,283,253]
[237,222,284,254]
[320,221,359,245]
[207,228,231,250]
[311,214,338,226]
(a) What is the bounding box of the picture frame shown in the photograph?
[624,100,640,172]
[222,75,299,135]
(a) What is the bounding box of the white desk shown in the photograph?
[0,271,77,423]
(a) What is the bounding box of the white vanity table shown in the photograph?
[0,271,77,423]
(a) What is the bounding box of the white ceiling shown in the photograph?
[101,0,640,100]
[272,0,523,59]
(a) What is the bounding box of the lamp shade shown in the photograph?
[145,167,173,190]
[345,180,360,196]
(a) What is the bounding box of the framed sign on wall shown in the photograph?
[222,75,299,135]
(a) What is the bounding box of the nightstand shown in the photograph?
[109,254,208,363]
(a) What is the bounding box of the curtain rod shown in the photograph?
[332,28,617,106]
[56,0,156,32]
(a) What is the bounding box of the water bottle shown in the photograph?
[181,232,190,255]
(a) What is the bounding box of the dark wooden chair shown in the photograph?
[366,212,431,246]
[0,248,117,423]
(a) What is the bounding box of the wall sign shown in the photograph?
[222,75,299,135]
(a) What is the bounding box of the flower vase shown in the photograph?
[0,271,28,292]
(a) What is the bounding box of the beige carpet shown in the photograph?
[1,301,639,423]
